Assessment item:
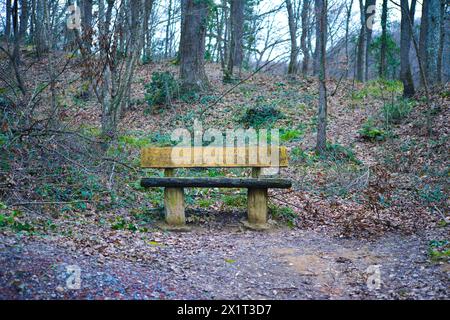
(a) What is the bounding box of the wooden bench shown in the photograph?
[140,146,291,230]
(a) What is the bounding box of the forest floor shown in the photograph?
[0,219,448,299]
[0,59,449,299]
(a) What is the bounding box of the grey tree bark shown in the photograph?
[12,0,21,72]
[419,0,441,86]
[400,0,416,97]
[356,0,366,81]
[80,0,93,53]
[34,0,48,54]
[344,0,354,78]
[30,0,35,40]
[19,0,28,38]
[164,0,173,59]
[286,0,299,75]
[364,0,376,81]
[142,0,154,62]
[301,0,310,75]
[315,0,328,154]
[179,0,210,91]
[313,0,321,76]
[6,0,12,38]
[442,1,450,82]
[437,0,447,84]
[379,0,388,78]
[227,0,245,79]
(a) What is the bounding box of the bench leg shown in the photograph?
[164,187,185,226]
[247,188,268,227]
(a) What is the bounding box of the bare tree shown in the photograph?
[12,0,19,62]
[364,0,376,81]
[301,0,311,75]
[88,0,146,139]
[400,0,416,97]
[312,1,321,76]
[355,0,376,82]
[315,0,328,153]
[437,0,447,84]
[286,0,299,75]
[179,0,210,91]
[80,0,93,53]
[19,0,28,38]
[379,0,388,78]
[419,0,441,86]
[164,0,173,59]
[34,0,48,54]
[344,0,354,78]
[227,0,245,79]
[142,0,154,62]
[6,0,12,38]
[443,0,450,82]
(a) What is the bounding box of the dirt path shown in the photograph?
[0,223,448,300]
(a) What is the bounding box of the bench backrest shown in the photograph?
[141,146,288,168]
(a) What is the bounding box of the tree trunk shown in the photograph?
[315,0,327,154]
[122,0,144,111]
[286,0,298,75]
[216,6,225,69]
[34,0,48,54]
[80,0,93,53]
[419,0,441,86]
[12,0,22,88]
[227,0,245,79]
[301,0,310,75]
[437,0,446,84]
[142,0,153,62]
[30,0,35,40]
[379,0,388,78]
[179,0,209,91]
[356,0,366,82]
[443,1,450,82]
[400,0,416,97]
[6,0,12,38]
[344,0,353,78]
[19,0,28,38]
[312,0,321,76]
[364,0,376,82]
[164,0,172,59]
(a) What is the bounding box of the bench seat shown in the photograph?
[141,177,292,189]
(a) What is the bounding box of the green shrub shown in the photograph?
[382,98,413,125]
[291,147,318,164]
[280,128,304,142]
[269,204,297,227]
[429,240,450,262]
[198,198,215,208]
[0,133,8,147]
[222,194,246,208]
[239,101,284,128]
[0,208,34,233]
[369,35,400,79]
[359,118,386,141]
[419,185,445,205]
[325,143,361,165]
[144,72,179,107]
[111,216,138,232]
[351,79,403,101]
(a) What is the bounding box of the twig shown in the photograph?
[198,52,287,118]
[11,200,93,206]
[102,157,138,173]
[433,205,449,223]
